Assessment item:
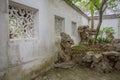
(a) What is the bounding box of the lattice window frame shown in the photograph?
[55,15,65,36]
[9,4,36,39]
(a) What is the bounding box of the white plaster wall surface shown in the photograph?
[0,13,8,71]
[7,0,88,77]
[118,19,120,38]
[48,0,88,44]
[81,16,88,25]
[8,0,89,68]
[94,19,119,38]
[0,0,9,77]
[8,0,54,70]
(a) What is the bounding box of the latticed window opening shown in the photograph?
[55,16,65,36]
[9,5,34,39]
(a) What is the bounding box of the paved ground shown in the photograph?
[35,65,120,80]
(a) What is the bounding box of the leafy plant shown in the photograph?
[89,38,94,44]
[98,28,106,38]
[97,37,110,43]
[67,0,119,44]
[98,27,115,38]
[104,27,115,35]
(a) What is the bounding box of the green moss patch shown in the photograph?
[72,45,103,54]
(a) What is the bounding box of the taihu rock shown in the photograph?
[60,32,74,62]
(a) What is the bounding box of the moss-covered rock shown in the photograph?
[72,45,102,54]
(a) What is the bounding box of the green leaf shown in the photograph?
[95,0,101,7]
[85,2,90,7]
[73,0,82,3]
[90,2,94,14]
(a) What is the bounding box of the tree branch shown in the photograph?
[102,5,107,13]
[94,3,100,10]
[100,0,108,9]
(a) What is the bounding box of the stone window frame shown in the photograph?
[54,15,65,36]
[9,2,38,40]
[71,21,77,36]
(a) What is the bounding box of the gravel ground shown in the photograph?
[35,66,120,80]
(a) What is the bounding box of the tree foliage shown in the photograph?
[68,0,119,44]
[70,0,120,15]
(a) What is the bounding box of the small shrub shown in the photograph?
[97,37,110,44]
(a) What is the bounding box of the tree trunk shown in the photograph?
[91,13,94,29]
[94,11,103,44]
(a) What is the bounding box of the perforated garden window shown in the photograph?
[9,5,34,39]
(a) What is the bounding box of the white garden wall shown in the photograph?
[94,19,119,38]
[0,0,88,80]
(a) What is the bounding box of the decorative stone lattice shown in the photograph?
[9,5,34,39]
